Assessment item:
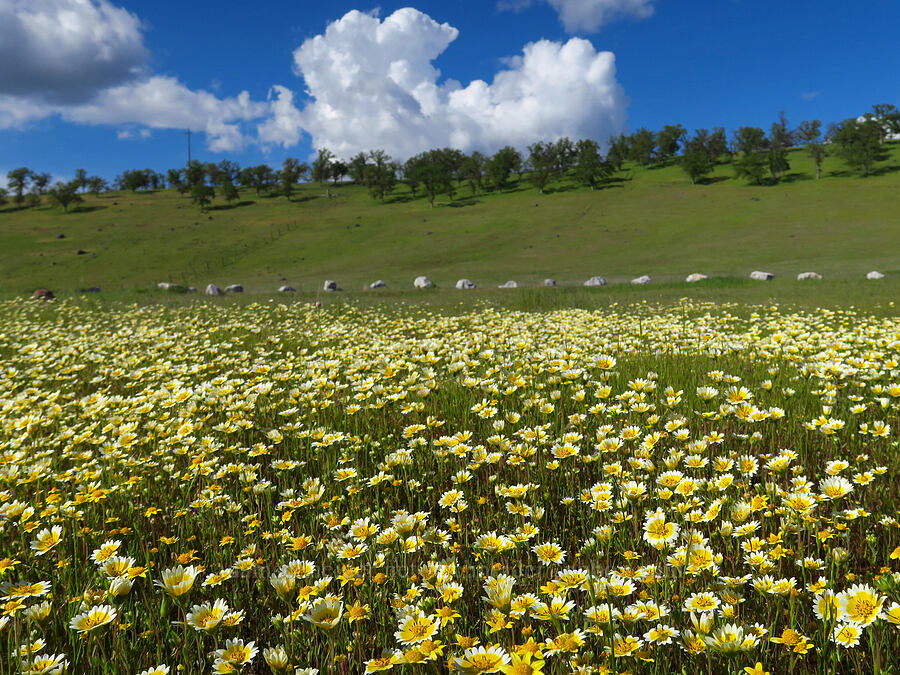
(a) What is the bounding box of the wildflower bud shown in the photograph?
[690,611,714,634]
[263,645,291,672]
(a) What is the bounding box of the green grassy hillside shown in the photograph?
[1,143,898,298]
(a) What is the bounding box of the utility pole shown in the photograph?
[186,129,192,166]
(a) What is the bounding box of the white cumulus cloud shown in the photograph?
[66,76,267,152]
[0,0,267,151]
[0,0,148,103]
[499,0,657,32]
[285,8,628,160]
[548,0,657,32]
[258,85,306,148]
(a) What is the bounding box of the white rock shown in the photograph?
[187,286,198,293]
[584,276,607,287]
[543,279,556,287]
[498,280,518,288]
[157,282,172,290]
[631,275,651,285]
[867,270,885,280]
[750,271,774,281]
[797,272,822,280]
[685,273,708,283]
[323,280,339,292]
[224,284,244,293]
[278,285,296,292]
[205,284,224,296]
[414,276,433,289]
[456,279,476,289]
[369,280,386,289]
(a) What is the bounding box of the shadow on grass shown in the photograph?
[208,201,255,211]
[696,176,730,185]
[779,172,812,184]
[290,194,323,204]
[447,199,480,208]
[544,184,581,194]
[871,164,900,177]
[384,194,416,204]
[68,205,108,214]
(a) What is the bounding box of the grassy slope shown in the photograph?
[1,144,898,300]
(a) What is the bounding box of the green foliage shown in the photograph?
[117,169,156,192]
[47,181,83,212]
[458,152,485,195]
[185,161,206,188]
[30,172,52,195]
[280,158,308,200]
[348,153,368,184]
[797,120,826,179]
[554,137,577,173]
[238,165,275,196]
[485,146,522,191]
[732,127,767,155]
[680,133,714,184]
[656,124,687,164]
[734,150,769,185]
[74,168,88,192]
[628,127,657,165]
[86,176,109,196]
[221,180,240,205]
[405,149,458,207]
[572,139,610,190]
[364,150,397,203]
[830,116,887,176]
[190,184,215,211]
[312,148,335,185]
[527,141,559,193]
[6,167,30,205]
[606,134,628,170]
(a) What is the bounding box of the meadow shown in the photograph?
[1,296,899,674]
[1,142,899,297]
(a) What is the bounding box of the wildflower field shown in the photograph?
[1,297,899,674]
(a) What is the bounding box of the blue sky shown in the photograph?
[2,0,898,185]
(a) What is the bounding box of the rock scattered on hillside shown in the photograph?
[750,271,774,281]
[631,275,651,285]
[543,279,556,287]
[685,273,708,283]
[867,271,885,280]
[323,280,339,292]
[797,272,822,280]
[206,284,225,296]
[456,279,476,289]
[369,280,386,289]
[278,285,296,292]
[498,280,518,289]
[414,276,433,289]
[584,276,606,287]
[225,284,244,293]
